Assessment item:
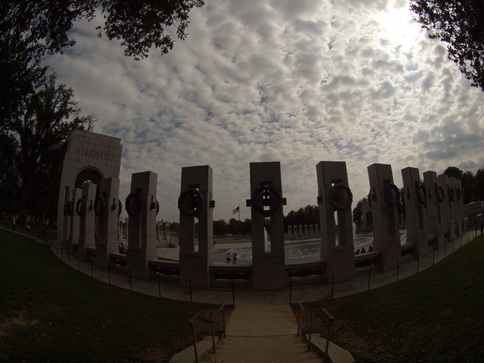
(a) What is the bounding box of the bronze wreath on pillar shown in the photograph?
[76,198,85,216]
[94,195,106,216]
[435,184,444,203]
[415,181,427,207]
[125,193,143,216]
[448,187,455,201]
[178,189,204,217]
[384,183,400,207]
[328,183,353,211]
[251,185,282,217]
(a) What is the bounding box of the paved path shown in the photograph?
[47,230,475,305]
[202,305,322,363]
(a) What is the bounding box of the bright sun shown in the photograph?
[375,6,424,49]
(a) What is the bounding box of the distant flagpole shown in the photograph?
[233,205,240,221]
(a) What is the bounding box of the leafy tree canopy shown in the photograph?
[3,74,94,224]
[410,0,484,91]
[1,0,205,60]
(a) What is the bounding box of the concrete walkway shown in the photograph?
[46,230,475,306]
[202,305,322,363]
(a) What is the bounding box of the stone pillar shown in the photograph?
[178,165,214,288]
[247,162,286,290]
[316,161,355,282]
[448,176,459,241]
[69,188,82,254]
[423,171,444,249]
[61,186,72,249]
[95,177,121,268]
[56,130,122,243]
[126,171,158,279]
[437,174,452,244]
[367,163,400,271]
[455,179,465,235]
[77,182,97,260]
[402,167,429,258]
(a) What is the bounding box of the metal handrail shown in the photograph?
[220,304,226,338]
[190,305,227,362]
[321,308,335,363]
[297,303,335,363]
[189,310,203,363]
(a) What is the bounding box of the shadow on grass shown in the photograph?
[0,229,212,362]
[306,235,484,363]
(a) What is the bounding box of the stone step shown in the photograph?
[203,335,321,363]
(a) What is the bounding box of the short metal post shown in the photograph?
[297,302,304,336]
[189,278,193,302]
[191,321,199,363]
[367,266,371,291]
[220,305,226,338]
[331,274,334,299]
[289,278,293,305]
[158,274,161,298]
[210,312,216,353]
[307,310,312,351]
[322,308,334,363]
[90,259,94,277]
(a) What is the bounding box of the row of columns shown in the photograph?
[60,162,466,290]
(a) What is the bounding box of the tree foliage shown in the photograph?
[2,74,94,224]
[410,0,484,91]
[352,197,367,228]
[285,205,319,228]
[1,0,204,61]
[1,0,204,222]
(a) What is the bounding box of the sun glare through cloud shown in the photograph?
[375,5,424,50]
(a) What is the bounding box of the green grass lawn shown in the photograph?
[0,229,212,362]
[2,227,483,362]
[307,235,484,362]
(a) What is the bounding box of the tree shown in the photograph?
[474,169,484,201]
[8,74,94,224]
[444,166,464,180]
[213,219,227,237]
[461,171,476,203]
[0,134,19,217]
[285,205,319,230]
[1,0,205,61]
[410,0,484,91]
[352,197,367,229]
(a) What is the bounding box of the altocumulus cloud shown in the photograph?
[46,0,484,221]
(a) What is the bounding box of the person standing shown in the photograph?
[232,252,237,264]
[226,252,230,263]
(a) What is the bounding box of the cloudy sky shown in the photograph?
[46,0,484,222]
